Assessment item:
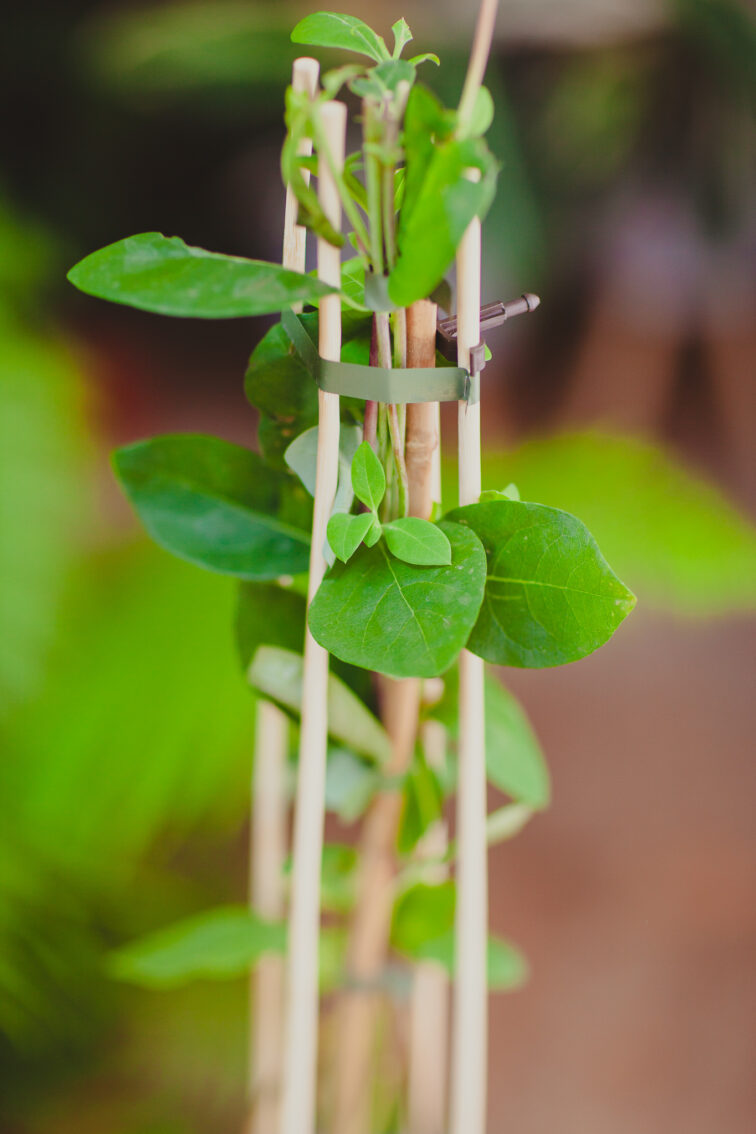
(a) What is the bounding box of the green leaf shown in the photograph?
[383,518,452,566]
[484,675,550,807]
[397,753,444,855]
[391,881,455,957]
[308,521,487,678]
[247,646,390,763]
[481,432,756,616]
[327,512,375,563]
[466,85,494,137]
[408,53,440,67]
[363,515,383,547]
[447,500,636,668]
[109,906,285,988]
[392,17,413,57]
[325,748,380,822]
[351,440,386,511]
[408,928,529,992]
[428,666,549,808]
[67,232,334,318]
[285,423,362,513]
[319,843,358,913]
[113,434,311,580]
[235,582,307,668]
[321,63,366,98]
[291,11,390,62]
[350,59,415,99]
[389,131,498,307]
[485,803,533,846]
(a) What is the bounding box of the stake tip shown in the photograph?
[523,292,541,312]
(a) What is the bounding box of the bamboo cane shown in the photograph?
[248,56,319,1134]
[332,301,438,1134]
[407,318,449,1133]
[279,99,346,1134]
[450,205,488,1134]
[450,8,500,1128]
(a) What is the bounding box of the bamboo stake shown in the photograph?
[332,301,438,1134]
[279,98,346,1134]
[450,208,488,1134]
[407,315,448,1132]
[450,7,500,1127]
[248,57,319,1134]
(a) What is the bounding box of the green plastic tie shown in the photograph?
[281,308,478,405]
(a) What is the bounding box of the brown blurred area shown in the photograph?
[1,1,754,1131]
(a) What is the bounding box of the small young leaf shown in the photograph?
[409,928,529,993]
[383,517,452,566]
[391,17,413,57]
[408,52,440,67]
[363,515,382,547]
[248,646,390,763]
[68,233,335,318]
[325,747,380,822]
[291,11,390,62]
[466,85,495,137]
[113,434,311,579]
[351,440,386,511]
[391,881,456,957]
[447,499,636,667]
[109,906,285,988]
[327,511,375,563]
[398,753,444,855]
[350,59,415,100]
[308,521,487,678]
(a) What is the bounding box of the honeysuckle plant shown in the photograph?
[68,6,635,1134]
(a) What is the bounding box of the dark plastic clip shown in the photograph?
[436,292,541,366]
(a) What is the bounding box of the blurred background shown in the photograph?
[0,1,754,1131]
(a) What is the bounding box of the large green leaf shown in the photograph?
[3,547,256,872]
[0,317,91,711]
[109,906,285,987]
[291,12,390,62]
[245,310,369,468]
[389,120,498,307]
[247,646,390,763]
[308,521,487,678]
[114,434,311,579]
[235,582,307,667]
[480,432,756,616]
[447,500,636,668]
[430,667,550,808]
[67,232,335,318]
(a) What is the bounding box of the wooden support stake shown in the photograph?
[450,204,489,1134]
[248,56,319,1134]
[332,301,437,1134]
[279,98,346,1134]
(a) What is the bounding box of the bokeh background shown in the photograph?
[1,1,754,1131]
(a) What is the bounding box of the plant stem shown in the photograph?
[450,198,488,1134]
[376,312,408,520]
[248,54,318,1134]
[362,100,384,275]
[279,99,346,1134]
[331,302,439,1134]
